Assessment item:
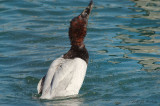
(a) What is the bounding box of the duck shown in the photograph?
[37,0,93,99]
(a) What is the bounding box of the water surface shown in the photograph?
[0,0,160,105]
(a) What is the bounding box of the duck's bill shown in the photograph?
[80,0,93,19]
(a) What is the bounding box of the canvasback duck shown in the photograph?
[37,0,93,99]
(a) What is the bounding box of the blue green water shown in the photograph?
[0,0,160,105]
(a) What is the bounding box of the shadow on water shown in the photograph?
[116,0,160,72]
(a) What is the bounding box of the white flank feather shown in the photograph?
[37,56,87,99]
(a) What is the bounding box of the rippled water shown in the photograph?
[0,0,160,105]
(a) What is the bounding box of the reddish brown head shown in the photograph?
[69,0,93,47]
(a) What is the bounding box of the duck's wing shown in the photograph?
[37,75,46,94]
[40,57,87,99]
[37,57,64,95]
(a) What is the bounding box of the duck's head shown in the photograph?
[69,0,93,47]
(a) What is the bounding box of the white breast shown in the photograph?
[37,56,87,99]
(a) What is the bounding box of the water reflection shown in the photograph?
[42,95,84,106]
[116,0,160,72]
[131,0,160,20]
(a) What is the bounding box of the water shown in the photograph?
[0,0,160,105]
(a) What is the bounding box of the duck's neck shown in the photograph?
[63,44,89,64]
[71,43,85,49]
